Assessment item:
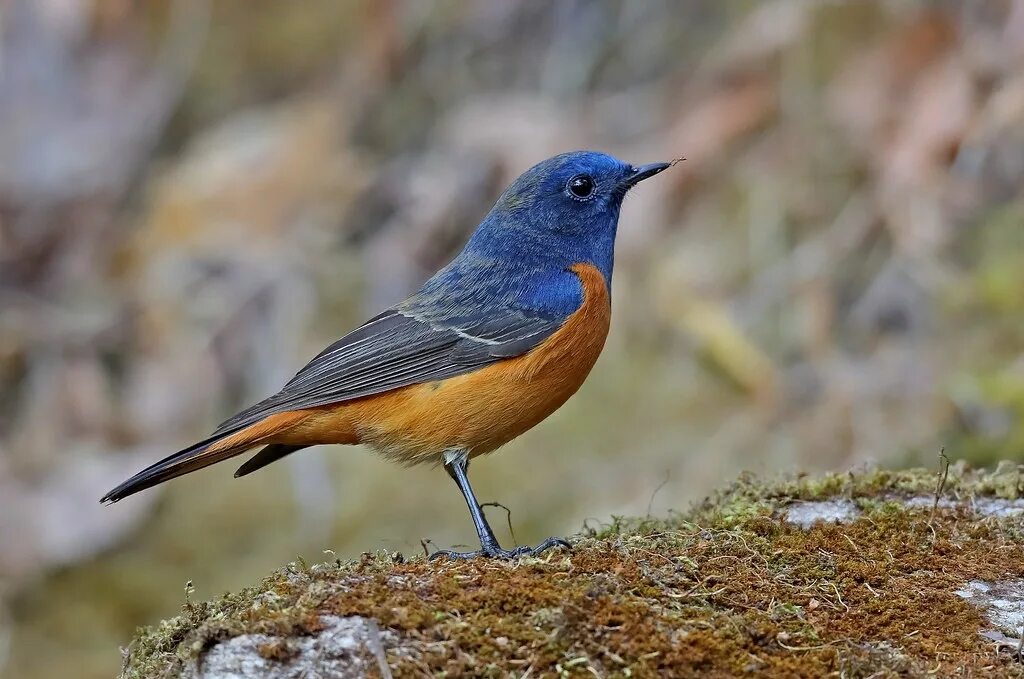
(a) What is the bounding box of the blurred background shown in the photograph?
[1,0,1023,676]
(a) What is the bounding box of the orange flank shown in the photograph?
[212,263,611,464]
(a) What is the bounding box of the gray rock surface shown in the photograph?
[783,499,861,529]
[183,616,392,679]
[957,579,1024,646]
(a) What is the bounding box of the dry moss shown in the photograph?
[123,463,1024,678]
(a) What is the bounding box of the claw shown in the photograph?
[430,537,570,561]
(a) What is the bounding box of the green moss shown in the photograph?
[122,465,1024,678]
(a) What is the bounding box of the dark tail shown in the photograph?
[100,436,256,504]
[101,410,309,503]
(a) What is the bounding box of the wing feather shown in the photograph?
[211,304,565,436]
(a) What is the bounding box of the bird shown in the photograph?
[102,150,672,559]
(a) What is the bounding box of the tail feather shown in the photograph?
[100,410,309,503]
[100,437,254,503]
[234,444,309,478]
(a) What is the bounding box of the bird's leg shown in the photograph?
[430,449,570,561]
[444,450,502,553]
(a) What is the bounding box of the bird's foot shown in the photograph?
[430,536,570,561]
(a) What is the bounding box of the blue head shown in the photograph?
[410,151,671,319]
[463,151,670,282]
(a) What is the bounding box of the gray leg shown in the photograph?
[430,450,570,561]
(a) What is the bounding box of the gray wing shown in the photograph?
[211,305,566,436]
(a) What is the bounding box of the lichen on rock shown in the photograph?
[122,463,1024,678]
[180,615,391,679]
[783,499,861,528]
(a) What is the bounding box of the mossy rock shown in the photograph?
[123,463,1024,678]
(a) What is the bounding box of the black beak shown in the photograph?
[623,162,671,188]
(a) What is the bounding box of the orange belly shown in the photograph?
[267,263,611,464]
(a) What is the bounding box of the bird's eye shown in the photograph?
[566,174,595,200]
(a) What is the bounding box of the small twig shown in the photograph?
[777,639,841,652]
[829,582,849,613]
[647,470,671,518]
[323,549,342,568]
[182,579,198,616]
[581,517,604,537]
[420,539,434,559]
[481,502,517,546]
[669,157,687,167]
[929,447,951,528]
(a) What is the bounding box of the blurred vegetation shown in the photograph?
[1,1,1023,677]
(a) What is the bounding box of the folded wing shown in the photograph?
[213,304,565,437]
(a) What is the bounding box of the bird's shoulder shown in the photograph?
[402,255,587,321]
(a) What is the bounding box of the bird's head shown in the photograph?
[465,151,671,280]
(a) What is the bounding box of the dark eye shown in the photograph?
[566,174,595,200]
